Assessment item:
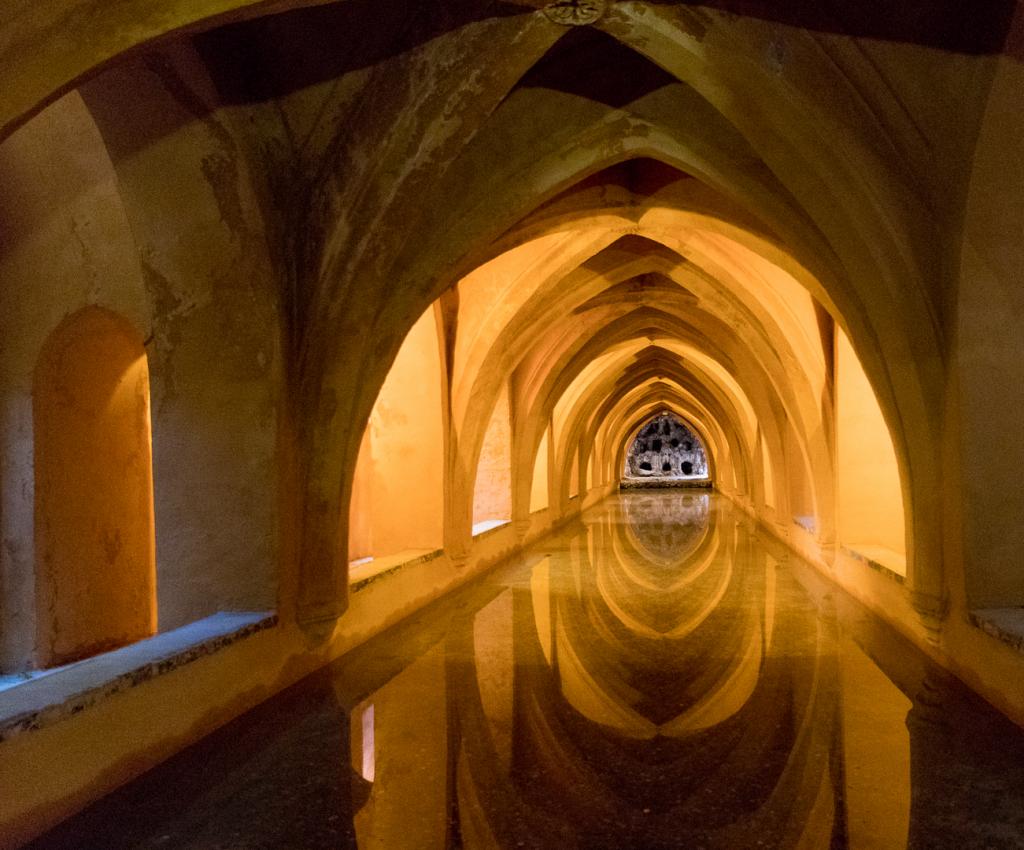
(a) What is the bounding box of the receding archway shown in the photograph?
[33,306,156,667]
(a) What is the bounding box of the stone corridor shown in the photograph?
[2,2,1024,845]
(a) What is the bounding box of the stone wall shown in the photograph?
[624,415,709,479]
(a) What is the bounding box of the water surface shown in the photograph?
[29,493,1024,849]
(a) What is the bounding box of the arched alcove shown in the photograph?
[834,328,907,574]
[33,306,156,667]
[530,430,550,514]
[623,413,709,482]
[347,304,445,567]
[472,385,512,534]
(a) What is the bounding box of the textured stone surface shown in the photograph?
[349,549,444,593]
[543,0,608,26]
[0,612,276,743]
[970,609,1024,652]
[624,413,709,480]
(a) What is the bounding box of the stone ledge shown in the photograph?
[0,611,276,743]
[619,478,713,490]
[793,515,817,534]
[840,545,906,585]
[471,519,511,537]
[970,608,1024,653]
[350,548,444,592]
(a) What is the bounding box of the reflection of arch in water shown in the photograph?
[606,509,720,599]
[447,516,844,848]
[599,522,726,640]
[541,509,765,725]
[618,490,711,565]
[598,495,723,633]
[580,517,755,696]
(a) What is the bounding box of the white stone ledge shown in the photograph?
[793,515,817,534]
[0,611,276,742]
[349,548,444,592]
[840,545,906,584]
[472,519,511,537]
[970,608,1024,653]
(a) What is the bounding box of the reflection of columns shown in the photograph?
[353,642,450,848]
[443,627,462,848]
[904,669,1024,849]
[511,585,530,781]
[837,633,911,849]
[903,675,958,850]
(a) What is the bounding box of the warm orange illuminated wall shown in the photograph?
[530,430,550,513]
[33,307,156,667]
[784,426,814,520]
[348,306,445,562]
[758,431,775,510]
[473,385,512,527]
[835,329,906,563]
[348,428,374,562]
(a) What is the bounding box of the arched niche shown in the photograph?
[530,430,550,514]
[347,304,445,565]
[834,328,906,573]
[472,384,512,533]
[33,306,156,667]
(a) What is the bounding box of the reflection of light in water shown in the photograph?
[325,497,967,850]
[531,558,553,665]
[621,492,710,563]
[361,704,375,782]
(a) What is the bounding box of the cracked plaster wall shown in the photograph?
[78,43,282,632]
[0,92,149,672]
[0,42,282,670]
